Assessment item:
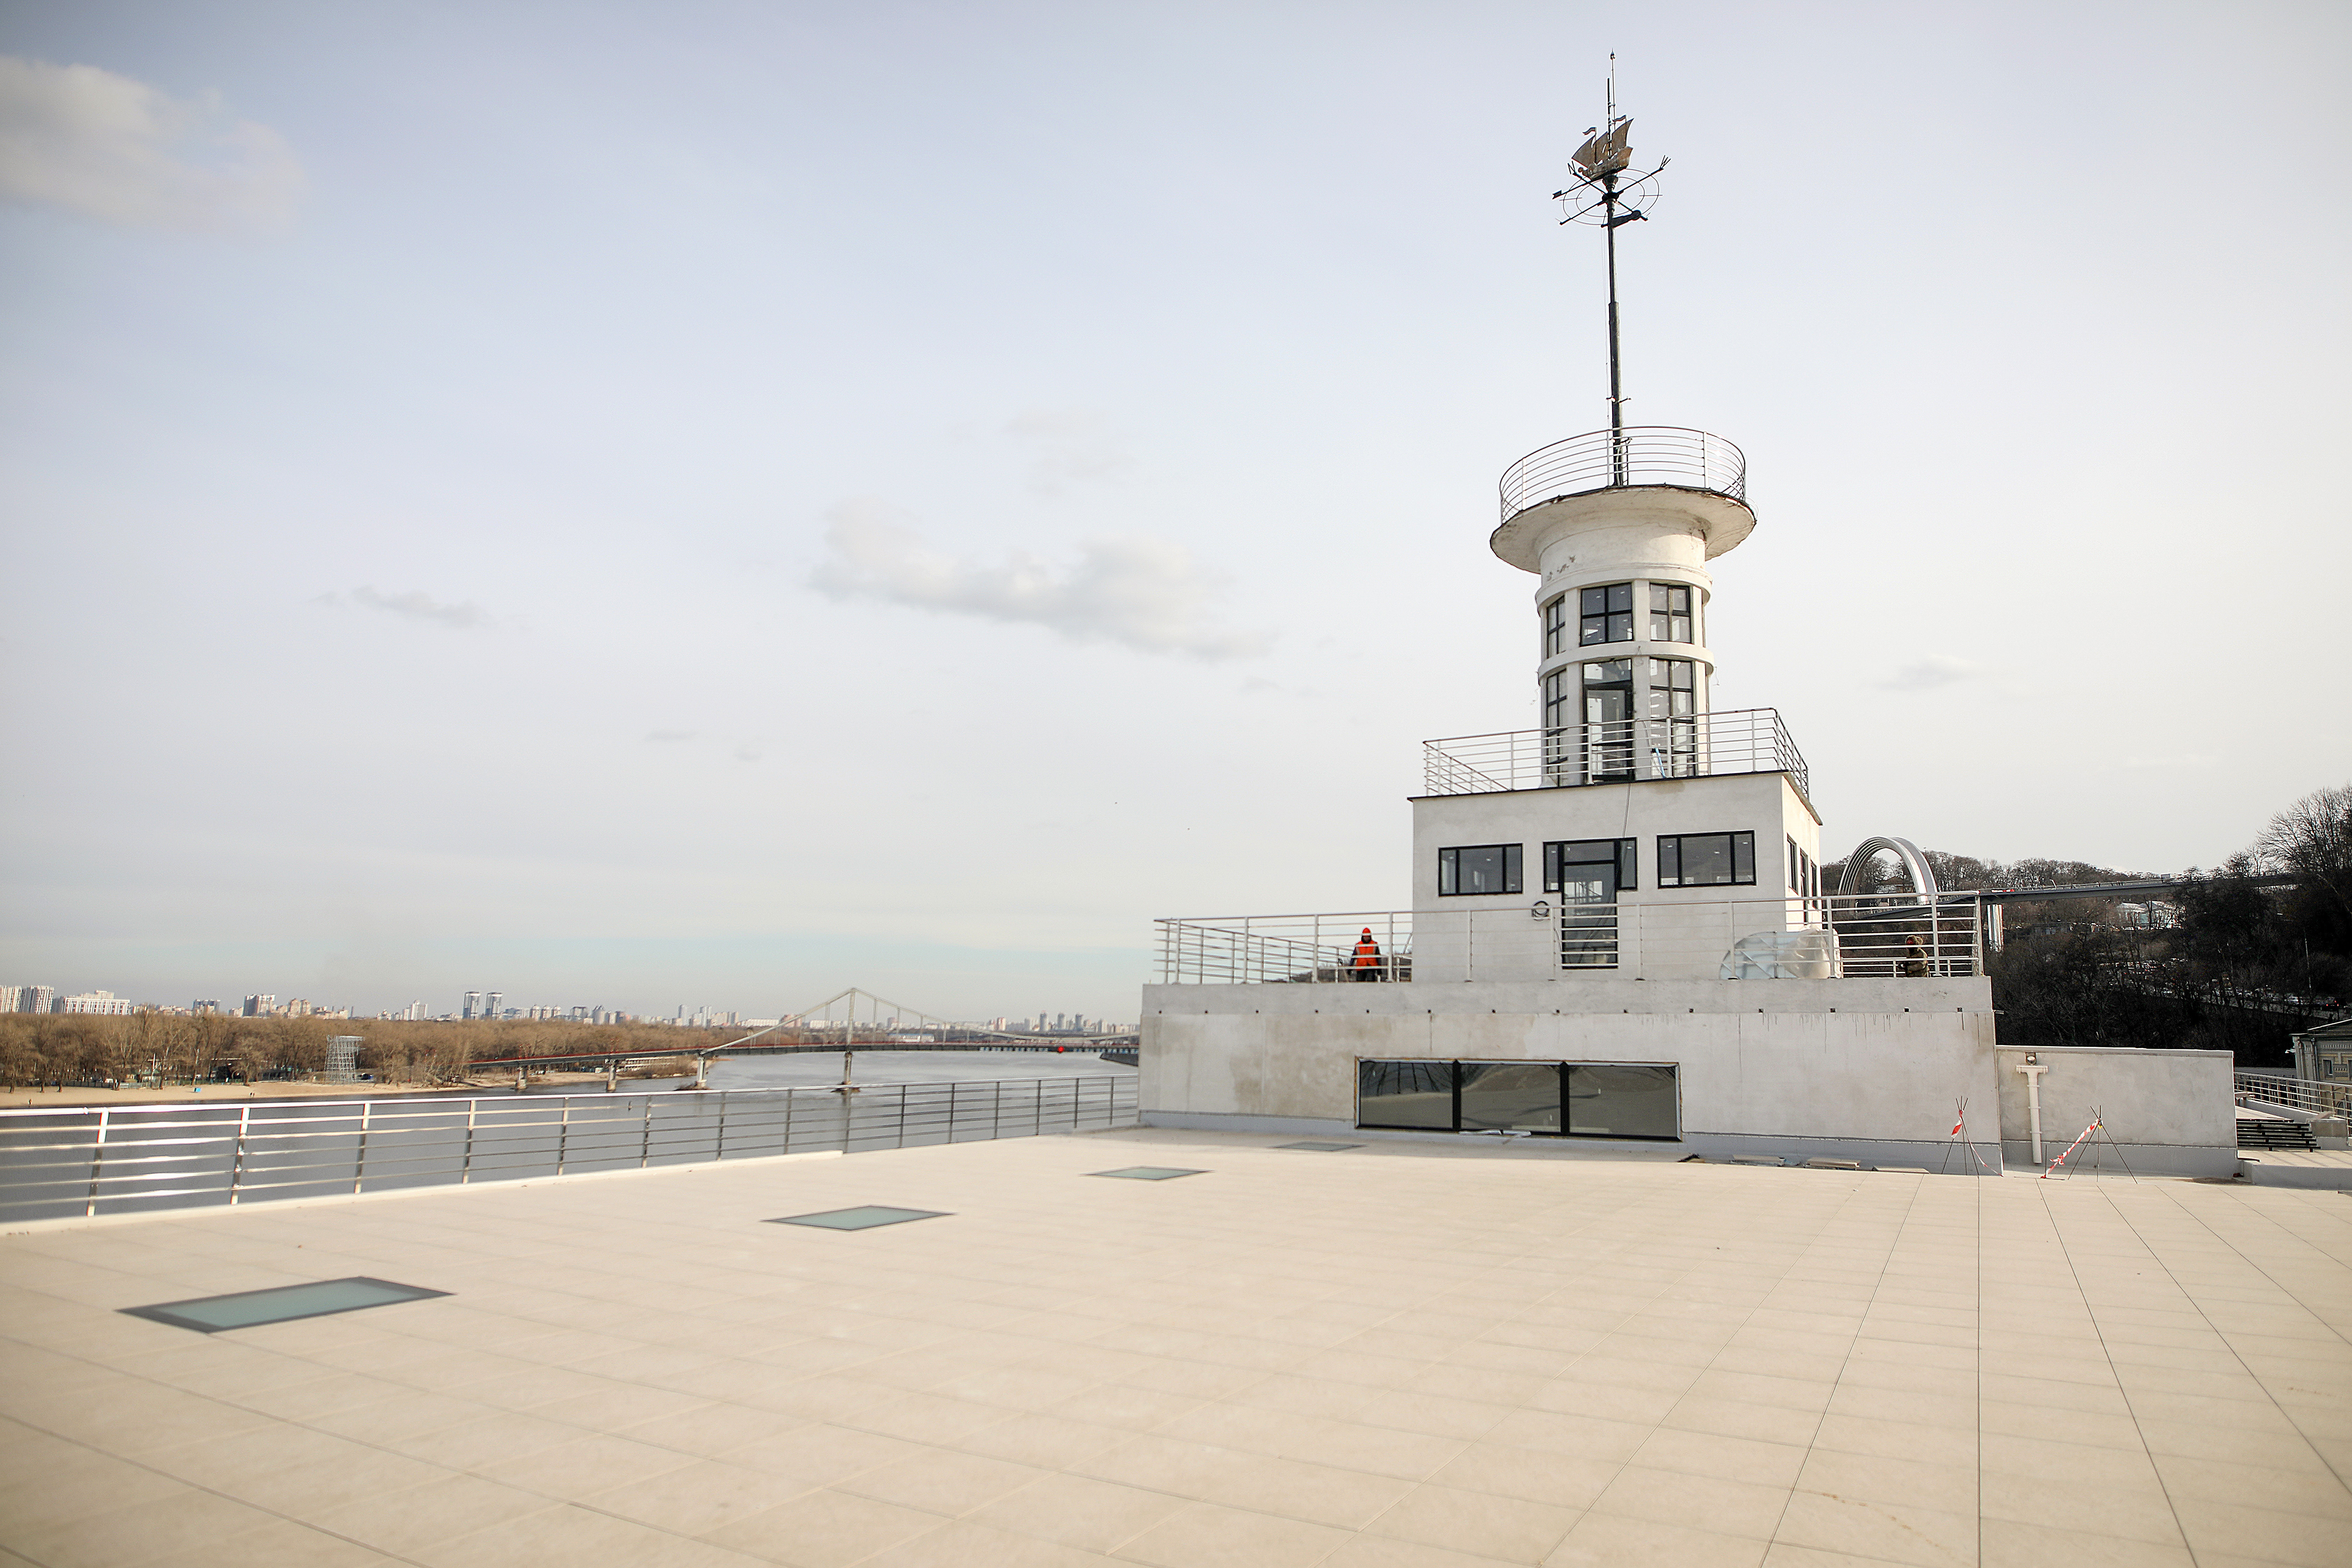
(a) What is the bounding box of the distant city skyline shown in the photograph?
[1,980,1124,1032]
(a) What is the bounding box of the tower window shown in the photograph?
[1580,583,1634,645]
[1646,658,1696,718]
[1439,844,1523,896]
[1544,596,1570,657]
[1648,583,1695,643]
[1646,659,1698,776]
[1658,831,1755,887]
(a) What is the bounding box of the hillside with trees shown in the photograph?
[1830,784,2351,1065]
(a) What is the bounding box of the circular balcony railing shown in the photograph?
[1498,427,1746,522]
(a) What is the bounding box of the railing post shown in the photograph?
[85,1108,109,1218]
[993,1078,1002,1140]
[556,1097,569,1176]
[897,1084,909,1148]
[229,1104,251,1204]
[640,1097,653,1168]
[715,1090,729,1161]
[947,1080,958,1143]
[352,1101,371,1194]
[461,1098,476,1183]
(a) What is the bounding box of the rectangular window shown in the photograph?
[1544,595,1569,657]
[1460,1062,1563,1133]
[1565,1063,1680,1139]
[1788,835,1801,894]
[1579,582,1634,645]
[1357,1060,1679,1141]
[1357,1059,1458,1130]
[1438,843,1522,896]
[1647,582,1695,643]
[1645,658,1698,777]
[1657,831,1756,887]
[1646,658,1697,718]
[1583,660,1635,782]
[1544,839,1637,893]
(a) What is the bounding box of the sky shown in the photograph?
[2,0,2347,1022]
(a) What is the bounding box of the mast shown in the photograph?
[1556,56,1664,489]
[1603,62,1625,482]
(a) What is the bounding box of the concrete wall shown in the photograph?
[1993,1045,2236,1178]
[1142,975,2000,1167]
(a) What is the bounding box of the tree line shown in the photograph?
[0,1015,750,1092]
[1830,784,2351,1064]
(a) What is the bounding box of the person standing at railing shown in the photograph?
[1351,929,1384,982]
[1902,935,1929,977]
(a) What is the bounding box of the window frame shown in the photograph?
[1647,581,1695,644]
[1544,838,1638,894]
[1578,582,1636,646]
[1657,830,1757,888]
[1437,843,1524,897]
[1356,1058,1681,1141]
[1543,595,1570,658]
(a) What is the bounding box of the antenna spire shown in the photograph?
[1555,57,1666,485]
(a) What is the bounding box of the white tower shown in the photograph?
[1408,89,1822,974]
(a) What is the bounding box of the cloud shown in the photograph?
[340,586,493,631]
[810,501,1269,660]
[1878,654,1981,692]
[0,54,304,231]
[1004,409,1136,497]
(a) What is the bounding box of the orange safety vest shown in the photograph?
[1352,932,1380,968]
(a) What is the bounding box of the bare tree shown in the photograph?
[2259,783,2352,925]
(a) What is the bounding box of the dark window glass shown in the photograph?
[1656,831,1757,887]
[1544,839,1637,893]
[1579,582,1634,645]
[1460,1062,1563,1133]
[1565,1064,1679,1139]
[1583,660,1635,782]
[1358,1060,1678,1140]
[1357,1060,1455,1129]
[1544,596,1569,657]
[1438,844,1522,896]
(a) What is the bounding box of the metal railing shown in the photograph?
[1155,893,1983,985]
[2235,1073,2352,1119]
[0,1075,1137,1224]
[1499,427,1746,521]
[1422,710,1808,800]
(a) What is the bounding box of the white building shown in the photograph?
[8,986,56,1015]
[57,990,135,1016]
[1138,113,2233,1177]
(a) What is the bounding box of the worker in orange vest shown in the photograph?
[1350,928,1382,982]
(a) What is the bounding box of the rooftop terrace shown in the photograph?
[4,1128,2350,1568]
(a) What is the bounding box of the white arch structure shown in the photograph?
[1836,835,1939,900]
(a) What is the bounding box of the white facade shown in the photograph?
[57,990,134,1016]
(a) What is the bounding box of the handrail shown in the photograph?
[2235,1073,2352,1119]
[0,1075,1138,1223]
[1500,427,1746,521]
[1156,892,1983,985]
[1422,709,1808,801]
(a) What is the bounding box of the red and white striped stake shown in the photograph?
[2044,1118,2102,1178]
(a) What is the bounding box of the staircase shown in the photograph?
[2238,1116,2319,1152]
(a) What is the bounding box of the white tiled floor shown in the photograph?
[4,1130,2350,1567]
